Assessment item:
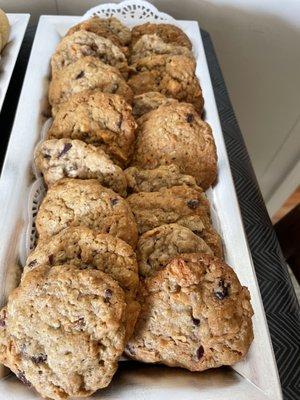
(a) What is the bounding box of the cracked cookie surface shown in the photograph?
[36,178,138,248]
[49,56,133,112]
[67,16,131,47]
[35,139,127,196]
[128,55,203,113]
[48,90,136,167]
[132,92,177,118]
[126,253,254,371]
[0,264,126,399]
[51,30,128,78]
[136,223,213,277]
[132,102,217,188]
[131,23,192,49]
[130,34,193,63]
[24,227,140,339]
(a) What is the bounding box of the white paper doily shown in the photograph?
[81,0,177,25]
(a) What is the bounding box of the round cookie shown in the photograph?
[125,164,199,193]
[126,253,254,371]
[131,23,192,49]
[35,139,127,196]
[35,178,138,248]
[130,34,193,63]
[137,223,213,277]
[49,56,133,111]
[67,16,131,47]
[0,9,9,50]
[127,185,211,235]
[132,102,217,189]
[24,227,140,339]
[48,90,137,168]
[0,264,126,399]
[128,55,203,113]
[51,31,128,78]
[132,92,177,118]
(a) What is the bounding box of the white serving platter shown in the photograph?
[0,2,282,399]
[0,13,30,113]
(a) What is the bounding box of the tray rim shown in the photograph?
[0,13,30,112]
[0,11,282,400]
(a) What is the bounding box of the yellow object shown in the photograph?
[0,9,10,51]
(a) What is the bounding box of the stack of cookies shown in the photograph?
[0,17,254,400]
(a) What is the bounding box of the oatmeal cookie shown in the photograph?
[35,178,138,248]
[126,253,254,371]
[35,139,127,196]
[48,56,133,111]
[24,226,140,339]
[51,30,128,78]
[136,223,213,277]
[132,102,217,189]
[48,90,136,167]
[0,264,126,399]
[131,23,192,49]
[130,34,193,63]
[128,55,203,113]
[132,92,177,118]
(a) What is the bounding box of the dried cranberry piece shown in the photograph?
[186,113,194,123]
[192,317,200,326]
[75,70,84,79]
[187,199,199,209]
[104,289,112,303]
[28,259,37,268]
[48,254,54,265]
[110,198,119,206]
[17,371,31,386]
[31,354,47,364]
[196,345,204,360]
[58,143,72,158]
[214,279,229,300]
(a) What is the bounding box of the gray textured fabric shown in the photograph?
[0,24,299,400]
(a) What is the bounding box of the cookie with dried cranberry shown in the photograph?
[35,139,127,196]
[131,22,192,49]
[126,253,254,371]
[49,56,133,112]
[23,226,140,339]
[125,164,199,193]
[35,178,138,248]
[0,264,126,399]
[48,90,136,168]
[132,102,217,189]
[130,34,193,63]
[67,16,131,47]
[128,55,203,113]
[132,92,177,118]
[137,223,213,277]
[51,30,128,78]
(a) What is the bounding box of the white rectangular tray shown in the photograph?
[0,13,30,112]
[0,12,282,400]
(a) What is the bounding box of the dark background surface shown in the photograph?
[0,26,299,400]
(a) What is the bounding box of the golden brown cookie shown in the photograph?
[24,227,140,339]
[35,139,127,196]
[132,102,217,189]
[128,55,203,113]
[48,56,133,111]
[0,264,126,399]
[0,9,9,50]
[136,223,213,277]
[48,90,136,168]
[35,178,138,248]
[131,23,192,49]
[51,30,128,78]
[126,253,254,371]
[67,16,131,47]
[132,92,177,118]
[130,34,193,63]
